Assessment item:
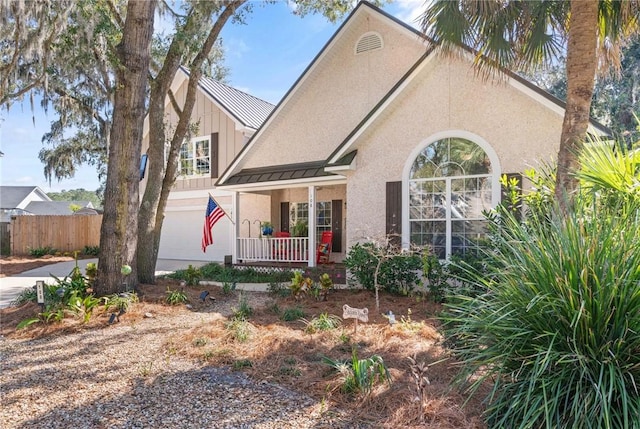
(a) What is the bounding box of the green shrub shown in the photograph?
[280,306,305,322]
[182,264,202,286]
[168,263,293,284]
[343,242,422,295]
[28,246,57,258]
[444,199,640,428]
[165,288,188,305]
[11,287,37,306]
[303,312,341,333]
[82,245,100,256]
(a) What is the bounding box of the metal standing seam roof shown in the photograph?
[225,161,338,186]
[180,67,275,130]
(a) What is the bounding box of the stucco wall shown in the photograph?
[238,11,426,170]
[346,56,564,245]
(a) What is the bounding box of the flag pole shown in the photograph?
[209,193,235,225]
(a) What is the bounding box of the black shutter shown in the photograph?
[280,202,290,233]
[210,133,219,178]
[386,181,402,247]
[331,199,342,252]
[501,172,523,220]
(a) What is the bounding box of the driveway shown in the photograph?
[0,259,208,309]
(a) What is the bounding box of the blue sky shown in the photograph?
[0,0,423,193]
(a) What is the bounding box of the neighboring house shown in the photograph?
[22,201,95,215]
[0,186,52,222]
[0,186,95,221]
[215,1,608,266]
[141,67,275,262]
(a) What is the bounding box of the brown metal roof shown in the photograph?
[225,161,337,186]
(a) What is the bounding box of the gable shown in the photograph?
[0,186,51,209]
[218,2,428,185]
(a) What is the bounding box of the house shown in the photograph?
[140,67,275,262]
[0,186,52,222]
[0,186,94,221]
[214,1,608,266]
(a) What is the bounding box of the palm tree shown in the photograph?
[419,0,640,212]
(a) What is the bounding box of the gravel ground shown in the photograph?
[0,298,364,429]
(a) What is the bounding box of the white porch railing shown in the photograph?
[237,237,309,262]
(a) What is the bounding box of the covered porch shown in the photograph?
[221,160,352,268]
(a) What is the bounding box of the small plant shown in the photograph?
[323,348,392,396]
[233,359,253,370]
[28,246,57,258]
[82,245,100,256]
[138,361,154,377]
[421,253,449,303]
[280,306,306,322]
[183,264,202,286]
[260,221,273,236]
[303,312,342,333]
[11,287,37,306]
[290,271,311,300]
[225,317,251,342]
[222,281,236,295]
[165,288,188,305]
[397,308,424,333]
[267,281,289,298]
[317,273,333,301]
[267,302,281,315]
[68,294,102,323]
[84,262,98,286]
[103,292,138,313]
[232,293,253,320]
[291,220,308,237]
[408,354,430,422]
[279,365,302,377]
[193,337,208,347]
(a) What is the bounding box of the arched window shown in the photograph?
[408,137,493,259]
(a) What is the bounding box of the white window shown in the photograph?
[409,137,493,259]
[290,202,332,241]
[179,136,210,177]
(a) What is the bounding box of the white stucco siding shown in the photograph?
[345,57,565,245]
[238,12,426,170]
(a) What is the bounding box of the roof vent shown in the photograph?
[355,32,383,54]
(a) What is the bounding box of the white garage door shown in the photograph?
[158,209,231,262]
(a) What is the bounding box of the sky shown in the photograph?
[0,0,424,193]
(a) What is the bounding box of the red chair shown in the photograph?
[316,231,333,264]
[274,231,290,260]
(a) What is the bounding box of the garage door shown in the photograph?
[158,209,231,262]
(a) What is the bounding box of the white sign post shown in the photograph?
[343,304,368,335]
[36,280,45,308]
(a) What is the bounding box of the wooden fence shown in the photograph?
[10,215,102,255]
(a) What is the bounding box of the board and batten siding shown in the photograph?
[144,78,249,193]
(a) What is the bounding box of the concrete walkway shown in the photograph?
[0,259,208,309]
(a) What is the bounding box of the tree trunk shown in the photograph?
[555,0,599,211]
[137,1,246,283]
[95,0,156,296]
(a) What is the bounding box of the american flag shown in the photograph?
[201,196,225,252]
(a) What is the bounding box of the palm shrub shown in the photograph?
[444,195,640,428]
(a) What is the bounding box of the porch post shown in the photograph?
[308,185,316,267]
[231,191,239,264]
